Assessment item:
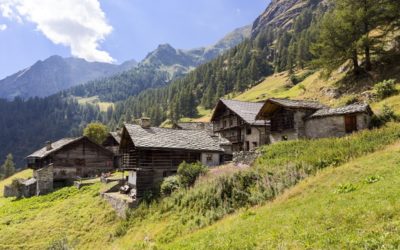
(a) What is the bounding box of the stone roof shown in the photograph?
[212,99,265,125]
[124,124,223,152]
[309,103,373,118]
[109,132,121,144]
[27,136,113,159]
[267,98,326,110]
[176,122,213,134]
[27,137,82,159]
[211,134,232,146]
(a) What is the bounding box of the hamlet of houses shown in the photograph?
[4,97,373,214]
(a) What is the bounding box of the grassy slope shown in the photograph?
[166,143,400,249]
[0,178,120,249]
[75,95,114,112]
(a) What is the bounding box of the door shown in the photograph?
[345,115,357,133]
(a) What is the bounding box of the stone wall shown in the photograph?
[3,178,37,198]
[305,114,371,139]
[233,150,261,166]
[242,126,268,150]
[34,164,54,195]
[201,152,221,167]
[102,193,137,218]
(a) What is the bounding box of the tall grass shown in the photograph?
[116,124,400,245]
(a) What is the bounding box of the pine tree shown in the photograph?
[312,3,363,76]
[1,154,15,179]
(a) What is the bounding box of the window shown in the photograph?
[245,141,250,151]
[252,142,258,148]
[246,127,252,135]
[223,120,227,128]
[229,119,233,126]
[345,115,358,133]
[206,154,213,162]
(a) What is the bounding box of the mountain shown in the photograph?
[67,25,252,102]
[251,0,325,37]
[0,56,137,100]
[140,25,251,79]
[139,25,252,79]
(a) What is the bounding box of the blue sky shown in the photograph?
[0,0,269,79]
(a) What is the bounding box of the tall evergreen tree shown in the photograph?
[1,154,15,179]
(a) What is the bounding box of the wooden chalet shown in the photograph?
[211,99,268,152]
[102,132,122,168]
[27,136,115,183]
[119,119,224,198]
[256,98,372,142]
[102,132,121,154]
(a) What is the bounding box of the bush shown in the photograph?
[371,105,399,127]
[374,79,397,100]
[334,183,357,194]
[177,162,208,187]
[160,176,181,196]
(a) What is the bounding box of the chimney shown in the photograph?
[140,117,151,129]
[46,141,52,151]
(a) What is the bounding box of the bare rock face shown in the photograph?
[251,0,324,38]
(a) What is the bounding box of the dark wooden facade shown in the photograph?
[27,137,115,181]
[119,124,223,198]
[120,135,203,197]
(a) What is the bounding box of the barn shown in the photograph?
[27,136,115,186]
[119,119,224,198]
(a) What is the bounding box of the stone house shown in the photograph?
[119,119,224,198]
[256,98,373,142]
[27,136,115,189]
[211,99,268,152]
[304,104,373,138]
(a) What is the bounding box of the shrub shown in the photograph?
[374,79,397,100]
[160,176,181,196]
[364,175,382,184]
[371,105,399,127]
[177,162,208,187]
[335,183,357,194]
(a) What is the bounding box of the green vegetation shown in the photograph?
[75,96,114,112]
[109,124,400,249]
[165,142,400,249]
[0,154,15,180]
[83,122,109,144]
[374,79,398,100]
[313,0,400,75]
[177,162,208,188]
[0,182,120,249]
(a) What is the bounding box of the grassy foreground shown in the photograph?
[166,142,400,249]
[0,182,120,249]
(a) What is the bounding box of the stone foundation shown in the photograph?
[102,192,138,218]
[233,150,261,166]
[34,164,54,195]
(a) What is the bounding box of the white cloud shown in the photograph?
[0,24,6,31]
[0,0,114,63]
